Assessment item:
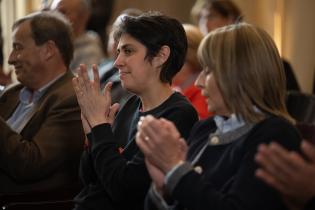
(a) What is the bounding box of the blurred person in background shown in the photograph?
[86,0,115,55]
[50,0,105,72]
[193,0,242,36]
[173,24,211,119]
[0,20,12,91]
[191,0,300,92]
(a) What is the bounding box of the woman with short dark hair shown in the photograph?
[72,12,198,210]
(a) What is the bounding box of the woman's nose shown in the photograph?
[114,53,123,69]
[195,71,205,89]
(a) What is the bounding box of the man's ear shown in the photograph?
[153,45,170,68]
[41,40,56,61]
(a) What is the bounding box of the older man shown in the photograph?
[50,0,105,72]
[0,11,84,193]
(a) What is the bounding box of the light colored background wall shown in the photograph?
[235,0,315,93]
[282,0,315,93]
[1,0,41,81]
[111,0,195,24]
[1,0,315,92]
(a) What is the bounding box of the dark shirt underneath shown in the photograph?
[74,92,198,210]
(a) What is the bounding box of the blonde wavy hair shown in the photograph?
[198,22,294,124]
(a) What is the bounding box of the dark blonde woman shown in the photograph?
[136,23,301,210]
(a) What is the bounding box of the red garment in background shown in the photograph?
[182,85,213,119]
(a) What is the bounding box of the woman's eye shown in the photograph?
[124,49,132,55]
[114,50,120,59]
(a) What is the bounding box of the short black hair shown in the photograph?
[113,11,187,84]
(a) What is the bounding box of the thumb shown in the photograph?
[107,103,120,124]
[301,141,315,162]
[103,82,112,97]
[102,82,113,110]
[178,138,188,159]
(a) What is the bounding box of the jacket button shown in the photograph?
[194,166,203,174]
[209,136,220,145]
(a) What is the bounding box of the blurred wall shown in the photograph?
[1,0,40,73]
[282,0,315,93]
[110,0,195,24]
[235,0,315,92]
